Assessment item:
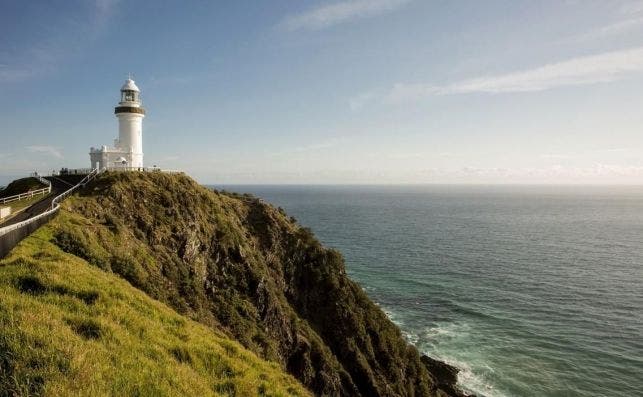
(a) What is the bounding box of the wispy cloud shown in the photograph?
[349,91,378,111]
[0,0,120,84]
[272,138,344,156]
[94,0,120,23]
[356,46,643,106]
[280,0,411,31]
[540,154,575,160]
[385,152,425,160]
[618,0,643,15]
[0,66,34,84]
[540,148,634,160]
[455,164,643,179]
[26,146,64,159]
[594,147,632,154]
[565,16,643,43]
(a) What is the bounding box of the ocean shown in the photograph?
[218,185,643,397]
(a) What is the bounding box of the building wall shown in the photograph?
[90,148,138,169]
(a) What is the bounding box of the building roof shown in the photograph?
[121,78,140,92]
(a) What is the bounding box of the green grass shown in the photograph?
[0,172,453,396]
[42,171,443,396]
[0,225,310,397]
[0,177,47,199]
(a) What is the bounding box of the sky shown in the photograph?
[1,0,643,185]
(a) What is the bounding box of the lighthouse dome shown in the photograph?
[121,78,140,92]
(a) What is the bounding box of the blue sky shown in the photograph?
[2,0,643,185]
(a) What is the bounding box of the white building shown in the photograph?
[90,78,146,170]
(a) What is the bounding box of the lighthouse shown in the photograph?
[115,78,145,168]
[89,77,146,170]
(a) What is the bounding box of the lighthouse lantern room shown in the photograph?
[90,77,146,170]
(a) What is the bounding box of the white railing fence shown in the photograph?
[0,187,51,205]
[0,173,53,205]
[55,167,183,175]
[50,167,102,210]
[0,168,103,238]
[54,168,95,176]
[30,172,52,187]
[101,166,183,174]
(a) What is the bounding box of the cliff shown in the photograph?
[3,171,466,396]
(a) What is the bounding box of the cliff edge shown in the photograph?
[13,171,466,396]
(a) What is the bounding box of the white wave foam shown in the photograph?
[382,307,405,326]
[381,306,422,345]
[381,311,507,396]
[402,330,419,345]
[422,323,508,397]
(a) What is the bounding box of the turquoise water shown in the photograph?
[221,185,643,396]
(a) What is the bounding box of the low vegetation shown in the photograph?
[0,171,464,396]
[0,177,47,198]
[42,171,463,396]
[0,226,309,396]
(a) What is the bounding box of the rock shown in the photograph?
[421,355,474,397]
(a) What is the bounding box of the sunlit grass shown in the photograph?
[0,225,309,397]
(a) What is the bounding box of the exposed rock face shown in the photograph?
[420,356,472,397]
[52,172,466,396]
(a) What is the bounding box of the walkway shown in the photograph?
[1,178,68,227]
[0,170,101,258]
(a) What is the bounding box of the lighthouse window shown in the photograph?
[122,91,136,102]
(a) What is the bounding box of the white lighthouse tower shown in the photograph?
[89,77,146,170]
[115,78,145,168]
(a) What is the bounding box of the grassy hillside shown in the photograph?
[0,226,309,396]
[45,171,464,396]
[0,177,47,198]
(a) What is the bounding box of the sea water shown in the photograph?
[219,185,643,397]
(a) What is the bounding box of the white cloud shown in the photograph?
[618,0,643,15]
[281,0,411,31]
[361,46,643,105]
[591,16,643,35]
[565,16,643,43]
[200,164,643,184]
[540,154,575,160]
[385,152,425,160]
[593,147,631,154]
[271,138,345,156]
[0,66,34,84]
[539,148,635,161]
[26,145,64,159]
[349,91,378,111]
[95,0,119,18]
[446,164,643,182]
